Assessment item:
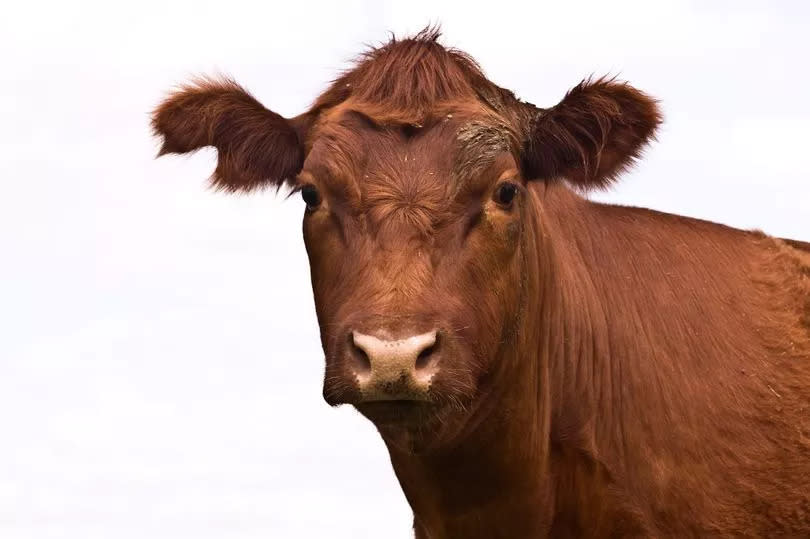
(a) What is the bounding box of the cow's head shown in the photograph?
[152,30,660,452]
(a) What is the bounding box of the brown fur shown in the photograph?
[153,28,810,538]
[152,77,303,191]
[523,77,662,188]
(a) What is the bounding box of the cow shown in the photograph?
[152,28,810,538]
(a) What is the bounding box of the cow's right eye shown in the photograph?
[301,185,321,210]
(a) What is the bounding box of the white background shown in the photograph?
[1,1,808,537]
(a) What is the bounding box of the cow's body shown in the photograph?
[153,29,810,537]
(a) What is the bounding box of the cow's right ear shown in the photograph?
[152,77,306,192]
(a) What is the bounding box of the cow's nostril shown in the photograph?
[348,333,371,376]
[415,336,439,371]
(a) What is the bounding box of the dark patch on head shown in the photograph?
[454,119,516,184]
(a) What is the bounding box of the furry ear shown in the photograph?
[152,77,305,191]
[522,77,662,189]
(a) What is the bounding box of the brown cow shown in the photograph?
[152,28,810,538]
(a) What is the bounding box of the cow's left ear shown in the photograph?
[522,77,662,189]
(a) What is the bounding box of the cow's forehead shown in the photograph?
[302,107,518,198]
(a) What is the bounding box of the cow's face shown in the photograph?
[151,39,659,453]
[299,107,529,449]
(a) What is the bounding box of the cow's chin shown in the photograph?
[355,398,470,454]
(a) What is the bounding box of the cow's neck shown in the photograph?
[532,185,641,534]
[384,356,556,537]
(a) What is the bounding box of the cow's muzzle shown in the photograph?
[347,329,440,402]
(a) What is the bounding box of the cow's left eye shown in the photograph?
[493,182,518,207]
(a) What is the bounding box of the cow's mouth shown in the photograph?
[355,400,438,426]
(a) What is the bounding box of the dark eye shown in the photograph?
[301,184,321,210]
[493,182,519,207]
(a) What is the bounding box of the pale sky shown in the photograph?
[1,1,808,538]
